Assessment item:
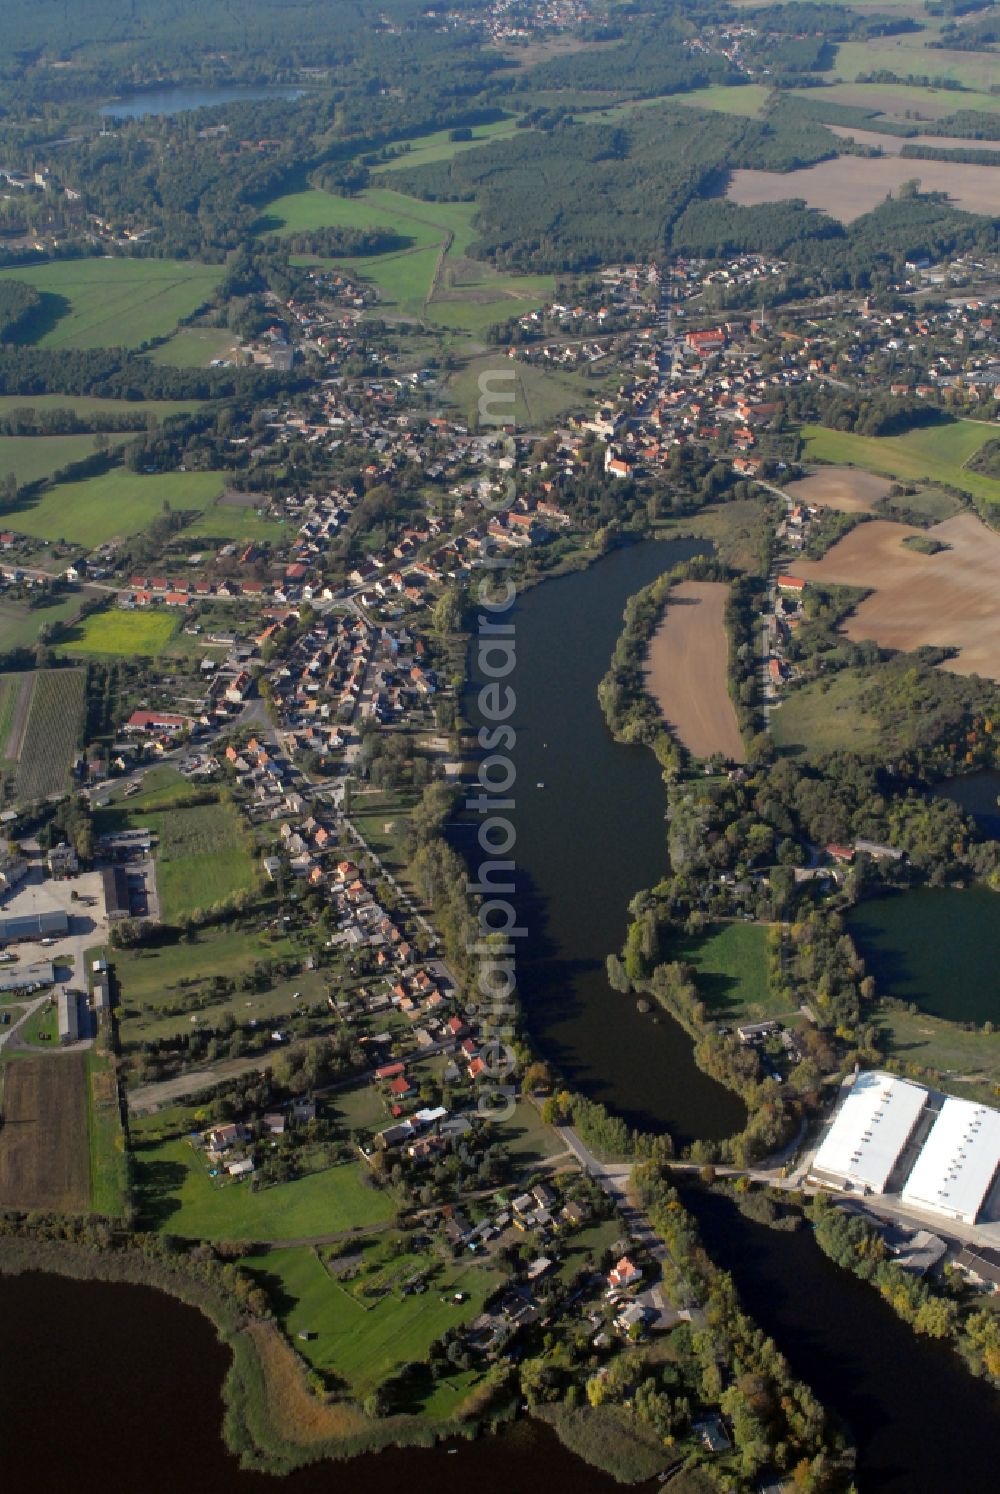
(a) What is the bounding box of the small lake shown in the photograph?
[454,538,746,1145]
[848,884,1000,1023]
[0,1272,639,1494]
[100,85,305,119]
[933,769,1000,841]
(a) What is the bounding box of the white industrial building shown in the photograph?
[901,1098,1000,1226]
[810,1071,928,1195]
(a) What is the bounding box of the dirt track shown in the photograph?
[784,468,892,514]
[794,512,1000,680]
[643,580,746,762]
[0,1054,90,1211]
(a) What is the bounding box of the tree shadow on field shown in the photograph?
[11,291,72,345]
[132,1154,187,1228]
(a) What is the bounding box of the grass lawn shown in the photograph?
[878,1003,1000,1106]
[182,497,290,546]
[147,327,239,367]
[331,1081,391,1136]
[877,486,963,524]
[801,421,1000,509]
[243,1242,503,1395]
[554,1218,622,1285]
[8,466,226,547]
[0,259,224,351]
[770,668,883,758]
[87,1048,128,1217]
[95,796,256,922]
[491,1099,565,1167]
[0,433,130,487]
[136,1139,394,1239]
[446,354,603,429]
[60,606,179,657]
[0,591,93,655]
[0,394,201,423]
[17,999,59,1045]
[111,923,299,1008]
[375,116,521,173]
[666,921,783,1020]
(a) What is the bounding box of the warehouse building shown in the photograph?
[0,908,69,944]
[57,987,80,1045]
[810,1071,928,1195]
[102,865,131,922]
[901,1098,1000,1226]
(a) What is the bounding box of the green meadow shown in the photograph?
[0,258,224,350]
[136,1140,393,1239]
[244,1241,503,1396]
[375,115,520,172]
[147,326,239,367]
[8,467,226,546]
[801,422,1000,508]
[0,394,201,422]
[668,922,783,1020]
[0,433,130,487]
[60,607,179,658]
[447,353,604,428]
[95,795,256,922]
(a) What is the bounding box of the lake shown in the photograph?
[454,538,746,1145]
[100,85,305,119]
[934,769,1000,841]
[848,884,1000,1023]
[0,1271,639,1494]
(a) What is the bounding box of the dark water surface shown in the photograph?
[100,85,305,118]
[934,768,1000,840]
[455,538,745,1144]
[685,1187,1000,1494]
[848,884,1000,1023]
[0,1273,637,1494]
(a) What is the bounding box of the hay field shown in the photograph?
[784,467,893,513]
[0,259,223,351]
[0,1056,91,1212]
[794,512,1000,680]
[727,154,1000,222]
[643,580,745,761]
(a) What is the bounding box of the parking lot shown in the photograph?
[0,860,109,991]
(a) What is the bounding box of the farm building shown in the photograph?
[57,987,80,1045]
[810,1071,928,1195]
[125,710,188,735]
[901,1098,1000,1226]
[102,866,131,922]
[0,909,68,944]
[0,960,54,993]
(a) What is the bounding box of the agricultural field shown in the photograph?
[0,394,201,423]
[135,1138,394,1239]
[793,81,1000,122]
[795,510,1000,679]
[831,34,1000,94]
[801,421,1000,508]
[770,668,883,758]
[666,922,783,1021]
[147,326,239,367]
[0,1055,91,1211]
[643,581,745,762]
[727,153,1000,222]
[0,433,130,487]
[243,1240,503,1396]
[9,466,227,547]
[13,667,85,803]
[671,82,771,117]
[0,670,35,763]
[59,606,179,658]
[0,258,224,351]
[828,124,1000,156]
[783,467,893,514]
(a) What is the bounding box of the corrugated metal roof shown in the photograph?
[812,1071,927,1194]
[902,1097,1000,1225]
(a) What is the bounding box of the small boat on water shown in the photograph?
[536,781,545,788]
